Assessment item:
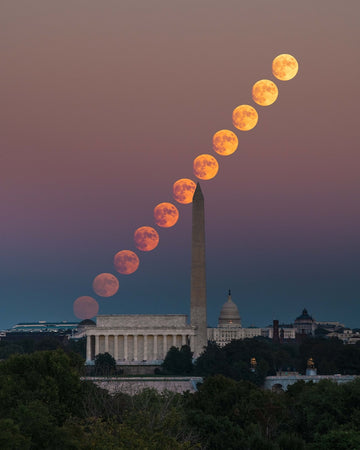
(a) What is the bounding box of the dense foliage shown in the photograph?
[193,337,360,383]
[1,348,360,448]
[2,336,360,448]
[161,345,193,375]
[94,352,117,376]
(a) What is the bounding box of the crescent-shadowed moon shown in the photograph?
[252,80,278,106]
[154,202,179,228]
[134,226,159,251]
[92,273,119,297]
[232,105,258,131]
[114,250,140,275]
[193,154,219,180]
[272,54,298,81]
[73,296,99,319]
[213,129,238,156]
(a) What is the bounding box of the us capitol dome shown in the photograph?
[207,290,262,346]
[218,290,242,328]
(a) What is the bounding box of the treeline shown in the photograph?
[0,334,85,359]
[3,334,360,381]
[162,337,360,385]
[1,349,360,449]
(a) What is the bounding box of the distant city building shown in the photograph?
[294,308,316,335]
[316,321,345,331]
[263,324,296,340]
[8,321,79,333]
[326,328,360,344]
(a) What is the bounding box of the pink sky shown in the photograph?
[1,0,359,329]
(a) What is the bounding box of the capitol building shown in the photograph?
[207,290,262,346]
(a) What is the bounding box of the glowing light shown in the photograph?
[212,129,238,156]
[272,54,299,81]
[114,250,140,275]
[154,202,179,228]
[252,79,278,106]
[193,154,219,180]
[134,226,159,251]
[92,273,119,297]
[232,105,258,131]
[73,296,99,319]
[173,178,196,204]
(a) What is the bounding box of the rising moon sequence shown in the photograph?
[73,54,299,319]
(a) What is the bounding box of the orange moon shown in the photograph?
[212,129,238,156]
[114,250,140,275]
[173,178,196,204]
[232,105,258,131]
[92,273,119,297]
[73,296,99,320]
[193,154,219,180]
[154,202,179,228]
[134,226,159,251]
[252,79,278,106]
[272,54,299,81]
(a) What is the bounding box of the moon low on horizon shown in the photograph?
[134,226,160,252]
[92,273,119,298]
[73,296,99,320]
[114,250,140,275]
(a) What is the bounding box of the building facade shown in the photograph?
[83,315,194,363]
[294,308,316,335]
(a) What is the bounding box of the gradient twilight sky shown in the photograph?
[1,0,359,330]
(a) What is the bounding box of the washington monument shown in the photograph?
[190,183,207,356]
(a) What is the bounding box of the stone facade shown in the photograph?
[84,314,194,363]
[264,325,296,340]
[264,374,358,391]
[82,376,203,395]
[208,326,262,347]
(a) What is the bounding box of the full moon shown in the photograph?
[252,80,278,106]
[114,250,139,275]
[173,178,196,204]
[134,226,159,251]
[92,273,119,297]
[232,105,258,131]
[154,202,179,228]
[272,54,299,81]
[73,296,99,320]
[193,154,219,180]
[212,129,238,156]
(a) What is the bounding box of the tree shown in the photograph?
[94,352,116,376]
[162,345,193,375]
[0,349,85,448]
